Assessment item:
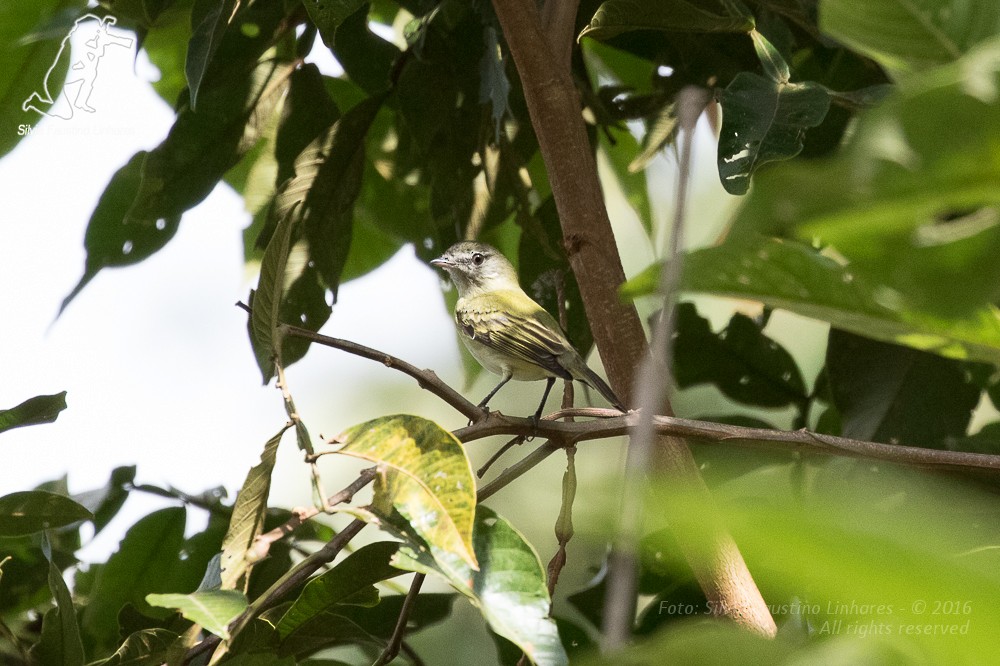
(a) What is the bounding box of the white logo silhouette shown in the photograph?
[22,14,134,120]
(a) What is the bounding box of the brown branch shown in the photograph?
[539,0,580,70]
[490,0,647,403]
[374,573,427,666]
[279,323,482,422]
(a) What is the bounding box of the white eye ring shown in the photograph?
[472,253,485,266]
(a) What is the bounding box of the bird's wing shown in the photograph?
[456,290,573,380]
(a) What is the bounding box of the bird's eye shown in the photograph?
[472,253,485,266]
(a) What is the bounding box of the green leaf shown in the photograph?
[622,235,1000,365]
[1,0,74,156]
[749,28,789,82]
[219,429,282,590]
[186,0,237,109]
[826,329,981,448]
[72,466,135,535]
[146,590,247,639]
[717,73,829,195]
[276,541,403,640]
[0,491,92,537]
[81,507,188,655]
[479,25,510,141]
[335,415,478,570]
[140,0,194,105]
[601,127,653,232]
[32,534,85,666]
[0,391,67,434]
[93,628,179,666]
[579,0,755,41]
[302,0,367,46]
[59,152,181,313]
[271,95,383,298]
[329,4,400,96]
[391,506,567,666]
[248,204,300,384]
[672,302,807,407]
[819,0,1000,78]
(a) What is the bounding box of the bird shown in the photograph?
[430,241,626,420]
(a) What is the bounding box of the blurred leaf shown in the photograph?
[749,28,789,82]
[219,429,282,590]
[92,628,179,666]
[953,422,1000,454]
[302,0,367,46]
[819,0,1000,78]
[81,507,187,655]
[185,0,237,109]
[729,38,1000,315]
[276,542,402,641]
[71,465,135,534]
[274,65,341,186]
[579,0,755,41]
[102,0,179,27]
[630,103,678,172]
[623,235,1000,365]
[0,491,92,537]
[717,73,829,195]
[826,329,980,447]
[672,302,807,407]
[335,415,478,570]
[0,391,67,434]
[0,0,75,158]
[146,590,247,638]
[140,0,194,104]
[390,506,567,666]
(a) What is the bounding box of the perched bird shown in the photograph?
[431,241,626,419]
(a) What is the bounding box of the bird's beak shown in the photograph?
[430,256,452,268]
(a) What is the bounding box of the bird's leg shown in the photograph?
[531,377,557,429]
[473,372,513,424]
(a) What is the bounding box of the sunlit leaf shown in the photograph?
[0,491,92,537]
[334,415,478,570]
[219,429,282,590]
[0,392,67,434]
[390,506,567,666]
[146,589,248,639]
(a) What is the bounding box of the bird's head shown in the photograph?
[430,242,520,297]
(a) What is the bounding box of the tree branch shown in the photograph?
[539,0,580,70]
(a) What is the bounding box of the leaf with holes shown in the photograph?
[717,72,829,195]
[334,415,477,571]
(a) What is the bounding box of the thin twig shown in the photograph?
[476,435,526,478]
[374,573,427,666]
[280,323,482,421]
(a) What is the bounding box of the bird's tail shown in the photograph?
[575,364,627,412]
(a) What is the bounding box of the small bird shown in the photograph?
[431,241,626,419]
